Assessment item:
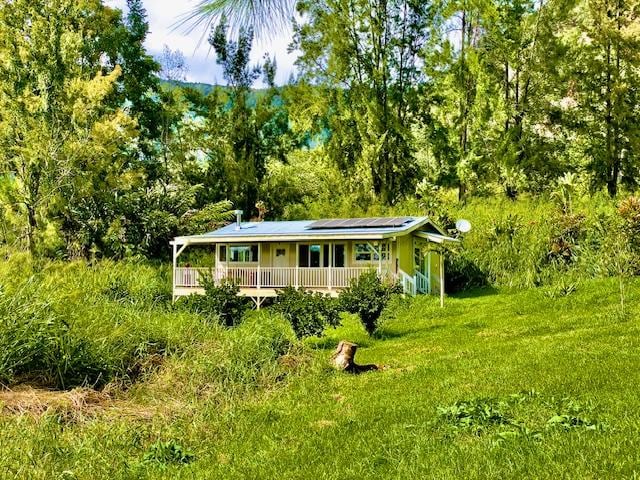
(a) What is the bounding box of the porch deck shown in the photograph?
[174,266,385,296]
[173,265,430,303]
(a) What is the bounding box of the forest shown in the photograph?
[1,0,638,261]
[2,1,640,478]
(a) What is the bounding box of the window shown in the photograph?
[322,244,346,267]
[334,244,345,267]
[354,243,389,262]
[310,245,321,267]
[299,244,346,267]
[219,245,227,262]
[275,248,286,257]
[228,245,259,263]
[298,244,321,267]
[299,245,309,267]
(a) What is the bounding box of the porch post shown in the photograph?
[378,241,382,276]
[388,240,393,279]
[172,242,177,302]
[328,242,333,291]
[295,243,299,288]
[440,250,445,308]
[215,244,219,285]
[257,243,262,290]
[427,249,432,294]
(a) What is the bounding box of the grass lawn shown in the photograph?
[1,276,639,479]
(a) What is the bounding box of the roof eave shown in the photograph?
[414,231,459,244]
[173,231,408,244]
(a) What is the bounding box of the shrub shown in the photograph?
[618,196,640,255]
[547,212,586,266]
[179,277,252,327]
[0,278,167,389]
[272,286,341,339]
[338,271,402,335]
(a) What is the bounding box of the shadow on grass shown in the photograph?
[310,336,373,350]
[375,324,445,340]
[452,286,500,299]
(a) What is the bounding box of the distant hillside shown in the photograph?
[159,79,272,99]
[159,79,218,96]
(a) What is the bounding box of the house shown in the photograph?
[171,213,458,307]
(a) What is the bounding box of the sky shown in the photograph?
[104,0,297,86]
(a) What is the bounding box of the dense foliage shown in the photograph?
[339,271,403,335]
[178,277,252,327]
[273,286,341,339]
[0,0,638,260]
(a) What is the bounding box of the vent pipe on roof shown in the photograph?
[234,210,243,230]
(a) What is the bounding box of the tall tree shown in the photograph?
[293,0,432,204]
[559,0,640,196]
[0,0,137,256]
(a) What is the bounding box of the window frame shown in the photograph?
[353,242,390,264]
[298,243,322,268]
[225,244,260,264]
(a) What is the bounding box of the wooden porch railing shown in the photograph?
[415,271,429,294]
[174,266,389,290]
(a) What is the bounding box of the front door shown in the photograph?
[272,244,289,268]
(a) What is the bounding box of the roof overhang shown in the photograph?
[172,217,434,245]
[414,231,459,244]
[173,232,405,245]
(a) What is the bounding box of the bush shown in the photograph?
[272,286,341,339]
[547,212,586,266]
[0,257,206,389]
[179,277,252,327]
[338,271,402,335]
[165,313,298,400]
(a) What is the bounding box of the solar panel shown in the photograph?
[307,217,413,230]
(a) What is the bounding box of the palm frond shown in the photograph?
[176,0,294,40]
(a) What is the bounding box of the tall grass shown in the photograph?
[0,253,205,389]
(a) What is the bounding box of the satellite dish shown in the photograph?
[455,219,472,233]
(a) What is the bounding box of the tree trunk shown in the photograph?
[331,341,381,373]
[26,203,38,256]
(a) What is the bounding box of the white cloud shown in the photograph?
[104,0,297,86]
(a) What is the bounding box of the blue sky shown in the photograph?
[104,0,297,85]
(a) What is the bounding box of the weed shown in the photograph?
[437,392,606,442]
[142,439,194,466]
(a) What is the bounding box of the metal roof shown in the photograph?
[173,216,444,244]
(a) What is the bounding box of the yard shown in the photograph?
[0,261,638,479]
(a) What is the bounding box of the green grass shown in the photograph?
[1,265,639,478]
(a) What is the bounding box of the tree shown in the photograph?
[0,0,137,256]
[159,45,189,82]
[293,0,432,204]
[205,18,292,215]
[557,0,640,196]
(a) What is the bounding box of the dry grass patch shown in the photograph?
[0,386,110,418]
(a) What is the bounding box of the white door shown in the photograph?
[272,244,290,287]
[273,244,289,268]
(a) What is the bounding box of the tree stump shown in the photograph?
[331,341,381,374]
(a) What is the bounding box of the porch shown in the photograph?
[173,265,404,298]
